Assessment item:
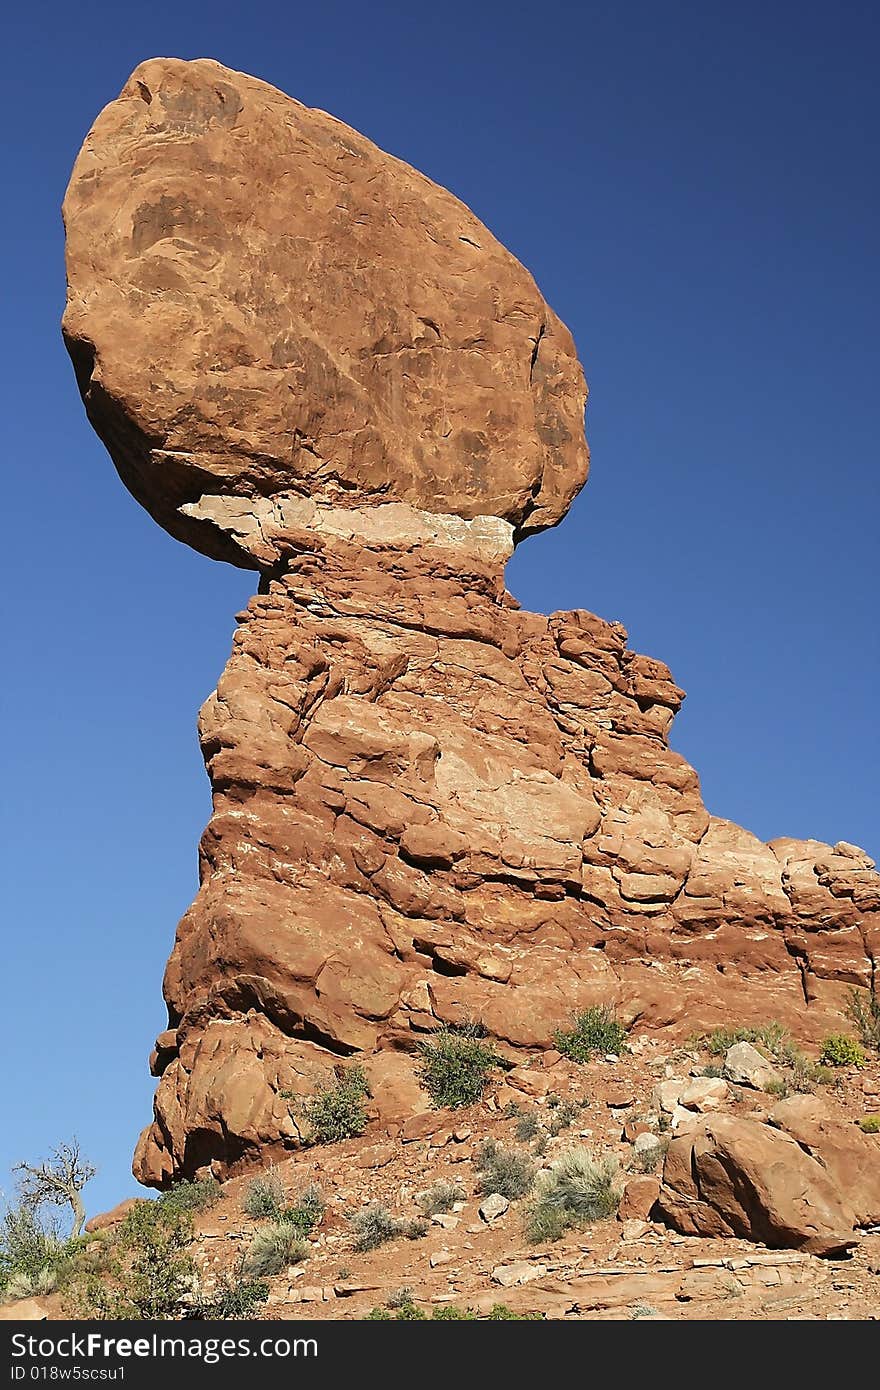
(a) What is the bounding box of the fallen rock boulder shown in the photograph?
[618,1175,661,1221]
[769,1094,880,1225]
[656,1114,858,1256]
[723,1042,783,1091]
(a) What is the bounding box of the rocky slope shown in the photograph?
[6,1040,880,1322]
[62,57,879,1190]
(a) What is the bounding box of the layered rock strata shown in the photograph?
[62,58,879,1186]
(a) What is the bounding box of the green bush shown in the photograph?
[857,1115,880,1134]
[847,987,880,1052]
[298,1066,371,1145]
[419,1025,501,1109]
[789,1056,833,1093]
[382,1300,426,1319]
[417,1181,465,1216]
[198,1259,269,1319]
[699,1021,788,1057]
[475,1139,536,1200]
[75,1205,196,1320]
[282,1184,325,1238]
[157,1177,221,1216]
[554,1006,628,1063]
[350,1204,428,1253]
[697,1021,829,1092]
[0,1205,58,1295]
[243,1169,287,1220]
[487,1304,543,1320]
[820,1034,867,1068]
[526,1149,619,1243]
[3,1266,58,1301]
[631,1303,660,1320]
[367,1302,540,1320]
[244,1221,309,1278]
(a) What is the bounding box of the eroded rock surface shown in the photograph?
[62,57,588,562]
[62,58,880,1188]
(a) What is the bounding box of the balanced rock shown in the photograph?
[62,59,880,1188]
[62,57,588,563]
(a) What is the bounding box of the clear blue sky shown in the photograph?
[1,1,877,1220]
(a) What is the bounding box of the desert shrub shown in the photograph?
[282,1183,325,1237]
[417,1181,465,1216]
[0,1205,57,1294]
[515,1114,540,1142]
[820,1034,867,1068]
[857,1115,880,1134]
[198,1258,269,1319]
[632,1303,660,1320]
[368,1302,539,1320]
[158,1177,221,1216]
[243,1221,309,1278]
[847,987,880,1052]
[419,1025,501,1109]
[75,1205,196,1320]
[369,1303,428,1320]
[554,1006,628,1063]
[699,1021,788,1057]
[298,1066,371,1145]
[788,1056,832,1093]
[475,1139,536,1200]
[1,1206,104,1307]
[243,1169,287,1220]
[386,1286,415,1308]
[697,1021,830,1092]
[350,1204,427,1253]
[526,1149,619,1243]
[548,1100,582,1136]
[524,1201,569,1243]
[386,1300,426,1319]
[487,1304,543,1320]
[3,1266,58,1301]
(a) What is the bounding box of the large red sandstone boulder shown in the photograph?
[62,57,588,565]
[656,1114,860,1257]
[769,1094,880,1226]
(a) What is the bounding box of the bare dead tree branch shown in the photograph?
[14,1139,97,1239]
